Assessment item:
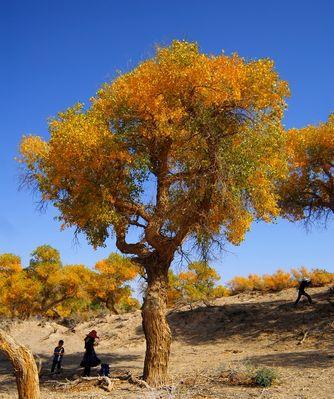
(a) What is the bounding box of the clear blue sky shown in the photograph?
[1,0,334,283]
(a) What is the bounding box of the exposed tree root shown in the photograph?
[128,374,152,389]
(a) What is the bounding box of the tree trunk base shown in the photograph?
[142,265,172,387]
[0,328,40,399]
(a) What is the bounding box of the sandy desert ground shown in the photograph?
[1,286,334,399]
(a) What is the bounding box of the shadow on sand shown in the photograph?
[163,291,334,346]
[246,350,334,368]
[0,351,142,390]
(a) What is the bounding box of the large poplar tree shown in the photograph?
[19,41,289,385]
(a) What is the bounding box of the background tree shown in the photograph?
[280,114,334,222]
[0,255,40,317]
[168,262,228,307]
[47,264,93,317]
[27,245,63,314]
[27,245,93,317]
[90,253,140,314]
[19,40,289,385]
[0,253,22,274]
[29,245,61,269]
[0,247,139,318]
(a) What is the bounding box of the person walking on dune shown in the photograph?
[294,277,312,305]
[80,330,101,376]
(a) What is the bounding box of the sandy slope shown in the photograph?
[1,286,334,398]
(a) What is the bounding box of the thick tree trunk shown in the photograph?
[142,262,171,387]
[0,329,40,399]
[106,296,119,315]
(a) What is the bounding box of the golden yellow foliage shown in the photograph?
[0,272,41,317]
[262,269,292,292]
[291,267,334,287]
[168,262,229,307]
[280,114,334,221]
[229,267,334,294]
[19,40,289,253]
[90,253,140,314]
[0,253,22,274]
[0,247,139,318]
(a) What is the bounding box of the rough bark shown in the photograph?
[0,328,40,399]
[106,296,119,315]
[141,260,171,387]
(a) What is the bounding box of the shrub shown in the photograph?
[228,275,255,293]
[229,266,334,295]
[262,269,292,291]
[291,266,310,281]
[219,363,278,388]
[310,268,334,287]
[254,367,277,387]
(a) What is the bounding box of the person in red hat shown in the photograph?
[80,330,101,376]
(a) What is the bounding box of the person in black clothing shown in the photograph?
[80,330,101,376]
[51,340,64,374]
[295,278,312,305]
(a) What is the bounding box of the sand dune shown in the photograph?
[1,286,334,398]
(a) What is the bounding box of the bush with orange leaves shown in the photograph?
[291,267,334,287]
[229,267,334,294]
[262,270,293,291]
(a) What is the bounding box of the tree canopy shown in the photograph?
[20,40,289,260]
[280,114,334,222]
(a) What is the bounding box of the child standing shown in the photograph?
[51,340,64,374]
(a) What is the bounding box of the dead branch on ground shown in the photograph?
[49,372,152,392]
[297,330,309,345]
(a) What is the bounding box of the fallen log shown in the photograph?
[53,376,114,392]
[50,372,152,392]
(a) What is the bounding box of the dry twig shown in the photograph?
[297,330,309,345]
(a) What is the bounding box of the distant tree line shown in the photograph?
[1,245,332,319]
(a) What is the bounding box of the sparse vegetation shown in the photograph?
[219,362,278,388]
[254,367,277,387]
